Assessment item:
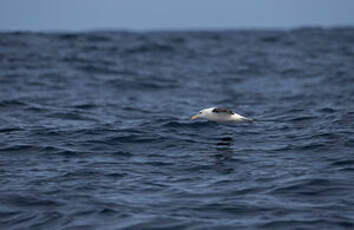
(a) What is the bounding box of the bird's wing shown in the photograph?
[212,108,234,114]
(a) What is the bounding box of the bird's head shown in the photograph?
[191,107,214,120]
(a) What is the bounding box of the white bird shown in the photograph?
[191,107,254,123]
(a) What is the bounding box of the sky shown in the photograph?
[1,0,354,31]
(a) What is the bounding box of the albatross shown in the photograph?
[191,107,254,123]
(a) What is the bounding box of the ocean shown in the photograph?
[1,28,354,229]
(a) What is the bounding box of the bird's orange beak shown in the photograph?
[191,114,199,120]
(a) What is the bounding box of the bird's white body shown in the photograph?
[191,107,253,123]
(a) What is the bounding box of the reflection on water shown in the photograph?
[213,135,235,174]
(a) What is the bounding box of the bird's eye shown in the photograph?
[199,112,202,114]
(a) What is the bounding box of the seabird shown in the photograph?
[191,107,253,123]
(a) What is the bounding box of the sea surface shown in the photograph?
[1,28,354,229]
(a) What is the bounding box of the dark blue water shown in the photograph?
[1,28,354,229]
